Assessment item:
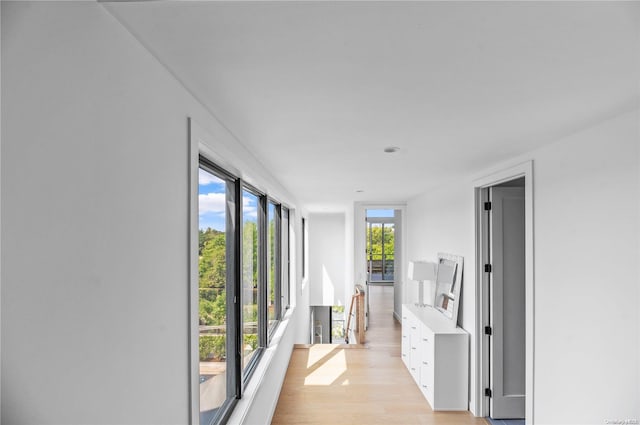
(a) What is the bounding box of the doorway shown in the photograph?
[474,162,534,423]
[365,209,396,332]
[486,180,525,420]
[354,204,405,328]
[366,212,396,285]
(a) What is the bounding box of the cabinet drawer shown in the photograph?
[421,326,434,345]
[409,341,420,366]
[420,365,434,401]
[401,333,410,366]
[401,332,409,349]
[420,328,434,363]
[409,322,420,339]
[401,306,409,327]
[409,351,420,383]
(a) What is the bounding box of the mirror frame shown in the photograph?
[434,252,464,325]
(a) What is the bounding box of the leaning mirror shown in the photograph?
[433,253,463,325]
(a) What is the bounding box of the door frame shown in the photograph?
[473,161,534,423]
[354,202,407,325]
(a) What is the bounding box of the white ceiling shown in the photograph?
[104,1,640,212]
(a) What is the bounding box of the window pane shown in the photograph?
[382,223,395,281]
[365,208,394,218]
[366,221,395,282]
[198,167,228,424]
[242,190,259,372]
[267,202,278,331]
[331,306,346,344]
[281,208,290,310]
[302,218,306,278]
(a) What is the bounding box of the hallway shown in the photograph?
[271,286,488,424]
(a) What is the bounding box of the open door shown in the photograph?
[489,185,526,419]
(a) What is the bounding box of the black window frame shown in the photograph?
[197,155,241,425]
[302,217,307,278]
[281,207,290,311]
[266,200,282,341]
[240,183,266,386]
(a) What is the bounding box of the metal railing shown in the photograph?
[367,254,395,282]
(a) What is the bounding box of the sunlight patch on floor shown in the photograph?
[305,344,339,368]
[304,348,347,386]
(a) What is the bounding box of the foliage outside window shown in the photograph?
[267,201,281,335]
[242,189,260,373]
[366,217,395,282]
[281,208,290,310]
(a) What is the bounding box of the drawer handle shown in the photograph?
[402,335,407,338]
[422,361,428,365]
[423,338,429,342]
[411,368,416,371]
[402,354,406,357]
[411,326,417,329]
[411,347,417,350]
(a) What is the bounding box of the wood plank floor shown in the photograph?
[272,286,488,425]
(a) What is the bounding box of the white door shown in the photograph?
[490,186,526,419]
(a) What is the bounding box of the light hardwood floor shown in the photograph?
[272,286,488,425]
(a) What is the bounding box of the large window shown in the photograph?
[281,208,290,311]
[193,151,290,424]
[302,217,307,278]
[197,160,238,425]
[241,188,260,376]
[267,201,281,335]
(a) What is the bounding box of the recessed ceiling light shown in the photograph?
[384,146,400,153]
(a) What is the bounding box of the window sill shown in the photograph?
[226,307,295,424]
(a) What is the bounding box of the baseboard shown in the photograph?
[293,343,369,349]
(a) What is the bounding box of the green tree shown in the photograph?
[199,228,226,324]
[199,335,226,361]
[367,225,395,259]
[242,221,258,287]
[199,230,226,293]
[199,290,226,326]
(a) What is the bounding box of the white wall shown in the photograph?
[1,2,302,424]
[308,213,347,307]
[406,109,639,424]
[0,1,3,415]
[532,110,638,424]
[343,207,355,313]
[406,184,475,323]
[406,178,478,409]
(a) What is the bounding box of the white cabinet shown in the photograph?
[401,304,469,411]
[401,312,410,368]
